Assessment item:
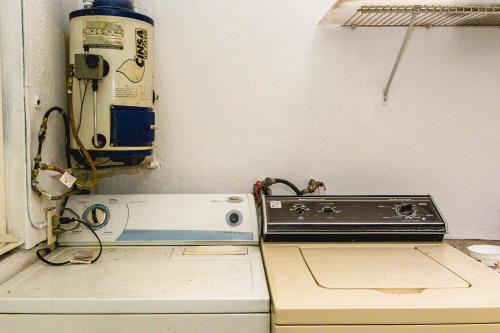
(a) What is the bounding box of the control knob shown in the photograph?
[84,205,109,228]
[322,207,334,215]
[294,207,306,216]
[229,212,240,224]
[397,204,415,217]
[226,210,242,226]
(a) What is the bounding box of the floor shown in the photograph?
[445,239,500,254]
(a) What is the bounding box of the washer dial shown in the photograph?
[83,204,110,229]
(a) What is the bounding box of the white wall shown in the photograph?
[2,0,499,247]
[0,0,30,247]
[98,0,500,240]
[0,0,78,249]
[23,0,79,248]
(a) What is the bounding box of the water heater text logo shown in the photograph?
[117,28,148,83]
[135,29,148,67]
[83,21,124,50]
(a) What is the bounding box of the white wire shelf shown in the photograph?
[344,5,500,27]
[334,4,500,102]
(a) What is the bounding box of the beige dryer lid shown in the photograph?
[301,247,468,290]
[262,243,500,326]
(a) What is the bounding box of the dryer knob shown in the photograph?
[229,212,240,224]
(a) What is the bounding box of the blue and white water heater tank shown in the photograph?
[69,0,155,165]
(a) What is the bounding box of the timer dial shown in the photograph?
[83,204,110,229]
[294,207,306,216]
[397,204,415,217]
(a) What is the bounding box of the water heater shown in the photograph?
[69,0,155,165]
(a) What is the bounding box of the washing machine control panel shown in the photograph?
[262,195,446,242]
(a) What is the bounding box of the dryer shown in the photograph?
[261,195,500,333]
[0,194,270,333]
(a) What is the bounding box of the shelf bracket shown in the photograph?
[383,13,418,103]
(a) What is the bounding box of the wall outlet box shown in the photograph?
[45,208,58,246]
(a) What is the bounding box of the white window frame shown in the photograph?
[0,53,20,255]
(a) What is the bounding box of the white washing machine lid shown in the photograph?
[0,246,269,314]
[262,243,500,326]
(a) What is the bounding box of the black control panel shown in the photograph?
[262,195,446,242]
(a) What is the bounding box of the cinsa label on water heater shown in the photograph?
[116,28,148,83]
[83,21,124,50]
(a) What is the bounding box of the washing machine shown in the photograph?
[0,194,270,333]
[260,195,500,333]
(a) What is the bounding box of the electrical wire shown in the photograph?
[57,221,81,233]
[61,113,72,169]
[36,216,102,266]
[78,79,83,103]
[63,207,80,219]
[77,79,89,133]
[56,207,82,232]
